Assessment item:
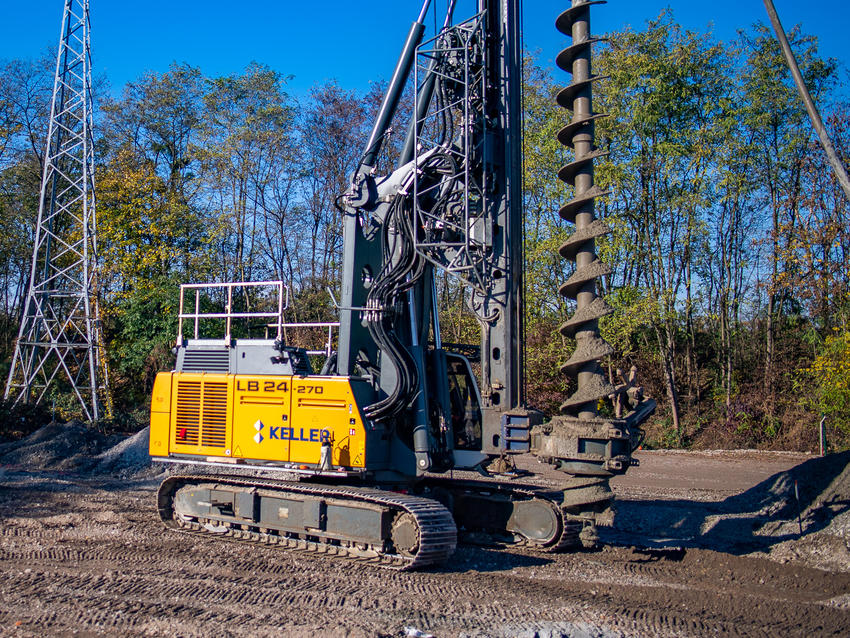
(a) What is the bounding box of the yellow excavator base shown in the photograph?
[149,371,367,470]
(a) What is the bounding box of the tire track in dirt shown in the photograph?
[0,556,582,636]
[2,570,341,632]
[2,575,488,637]
[2,476,850,637]
[452,547,850,637]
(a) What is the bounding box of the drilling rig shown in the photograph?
[149,0,655,569]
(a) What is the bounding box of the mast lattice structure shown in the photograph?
[5,0,109,421]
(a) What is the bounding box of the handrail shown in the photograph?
[178,281,288,344]
[268,321,340,357]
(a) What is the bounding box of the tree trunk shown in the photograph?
[685,227,697,411]
[656,322,681,441]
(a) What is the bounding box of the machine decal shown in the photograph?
[267,427,331,443]
[237,379,288,392]
[295,385,324,394]
[253,420,264,444]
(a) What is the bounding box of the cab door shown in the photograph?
[445,353,483,451]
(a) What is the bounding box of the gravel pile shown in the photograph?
[746,450,850,570]
[0,422,114,472]
[94,426,161,477]
[0,422,159,477]
[701,451,850,545]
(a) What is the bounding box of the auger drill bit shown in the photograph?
[556,0,615,418]
[529,1,656,549]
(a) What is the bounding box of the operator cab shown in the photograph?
[445,352,482,451]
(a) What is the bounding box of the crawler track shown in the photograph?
[421,477,599,550]
[158,475,457,570]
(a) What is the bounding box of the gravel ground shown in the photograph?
[0,425,848,637]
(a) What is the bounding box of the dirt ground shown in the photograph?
[1,427,849,637]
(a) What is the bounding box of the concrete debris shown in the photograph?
[504,622,623,638]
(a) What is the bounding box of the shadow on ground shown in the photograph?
[603,451,850,556]
[436,544,553,573]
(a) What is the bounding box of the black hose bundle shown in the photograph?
[362,147,463,422]
[361,27,470,422]
[362,193,426,421]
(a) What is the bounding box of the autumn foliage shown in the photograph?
[0,13,847,449]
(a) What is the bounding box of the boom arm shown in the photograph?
[336,0,527,475]
[336,0,654,483]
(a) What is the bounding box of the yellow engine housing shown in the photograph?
[149,371,367,471]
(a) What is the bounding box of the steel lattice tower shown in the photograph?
[5,0,109,421]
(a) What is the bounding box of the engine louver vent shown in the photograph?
[174,380,229,448]
[175,381,201,445]
[201,382,228,447]
[182,350,230,373]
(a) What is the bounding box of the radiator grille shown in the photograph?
[175,381,201,445]
[201,382,228,447]
[182,350,230,373]
[174,379,229,448]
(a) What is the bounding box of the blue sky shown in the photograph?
[1,1,847,97]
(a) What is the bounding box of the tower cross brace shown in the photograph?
[5,0,109,421]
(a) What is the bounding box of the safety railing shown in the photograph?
[268,321,339,357]
[178,281,288,344]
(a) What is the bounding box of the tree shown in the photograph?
[96,149,217,404]
[0,55,55,362]
[596,13,726,439]
[802,328,850,435]
[519,55,576,412]
[295,81,371,314]
[197,63,298,288]
[780,106,850,328]
[101,63,204,197]
[738,25,838,407]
